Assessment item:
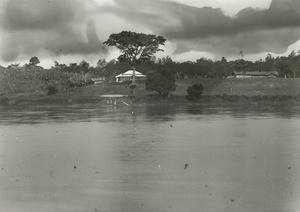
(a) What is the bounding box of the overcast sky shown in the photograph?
[0,0,300,68]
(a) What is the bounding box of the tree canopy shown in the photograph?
[29,56,40,66]
[103,31,166,65]
[79,60,90,69]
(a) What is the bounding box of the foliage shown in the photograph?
[275,54,300,78]
[287,53,300,78]
[97,59,107,69]
[104,31,166,95]
[53,61,67,69]
[129,84,137,89]
[275,59,292,78]
[145,69,176,96]
[233,59,247,73]
[1,49,300,98]
[68,73,93,87]
[7,63,20,69]
[186,84,204,101]
[79,60,90,69]
[103,31,166,65]
[29,56,40,66]
[60,63,90,74]
[0,66,93,96]
[46,84,58,95]
[157,56,173,65]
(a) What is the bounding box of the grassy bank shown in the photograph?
[1,73,300,104]
[174,78,300,96]
[0,66,93,97]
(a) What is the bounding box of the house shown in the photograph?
[231,71,279,78]
[115,70,146,82]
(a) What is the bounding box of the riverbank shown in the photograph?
[1,78,300,105]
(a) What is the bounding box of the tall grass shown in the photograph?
[0,66,93,96]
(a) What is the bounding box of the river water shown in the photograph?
[0,102,300,212]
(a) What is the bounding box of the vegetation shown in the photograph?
[104,31,166,96]
[1,40,300,101]
[186,84,204,101]
[145,69,176,97]
[46,84,58,95]
[29,56,40,66]
[275,51,300,78]
[0,64,92,96]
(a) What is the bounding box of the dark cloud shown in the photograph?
[233,0,300,32]
[1,0,300,62]
[104,0,300,56]
[0,0,107,61]
[2,0,79,30]
[44,20,107,55]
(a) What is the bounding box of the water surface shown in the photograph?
[0,102,300,212]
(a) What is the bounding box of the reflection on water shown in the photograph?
[0,102,300,212]
[1,102,300,125]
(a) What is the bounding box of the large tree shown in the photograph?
[275,53,300,78]
[287,52,300,78]
[79,60,90,70]
[29,56,40,66]
[104,31,166,96]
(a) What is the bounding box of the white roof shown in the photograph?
[116,70,146,78]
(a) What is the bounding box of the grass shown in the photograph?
[174,78,300,96]
[0,66,93,97]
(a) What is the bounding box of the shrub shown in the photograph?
[68,73,93,87]
[0,96,10,103]
[46,84,58,95]
[129,83,137,89]
[145,69,176,97]
[186,83,204,100]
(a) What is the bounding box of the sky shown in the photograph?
[0,0,300,68]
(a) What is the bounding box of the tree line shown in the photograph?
[3,50,300,81]
[50,51,300,79]
[2,30,299,82]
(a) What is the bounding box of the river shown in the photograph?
[0,102,300,212]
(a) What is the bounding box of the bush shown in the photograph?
[68,73,93,87]
[0,96,10,103]
[129,83,137,89]
[145,69,176,97]
[186,83,204,100]
[46,84,58,95]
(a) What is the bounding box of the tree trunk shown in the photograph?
[132,66,136,85]
[131,66,136,97]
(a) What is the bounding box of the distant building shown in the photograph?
[91,77,106,84]
[115,70,146,82]
[231,71,279,78]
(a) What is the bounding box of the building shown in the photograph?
[91,77,106,84]
[115,70,146,82]
[231,71,279,78]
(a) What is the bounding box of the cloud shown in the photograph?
[2,0,78,30]
[0,0,108,62]
[103,0,300,57]
[166,0,273,16]
[1,0,300,63]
